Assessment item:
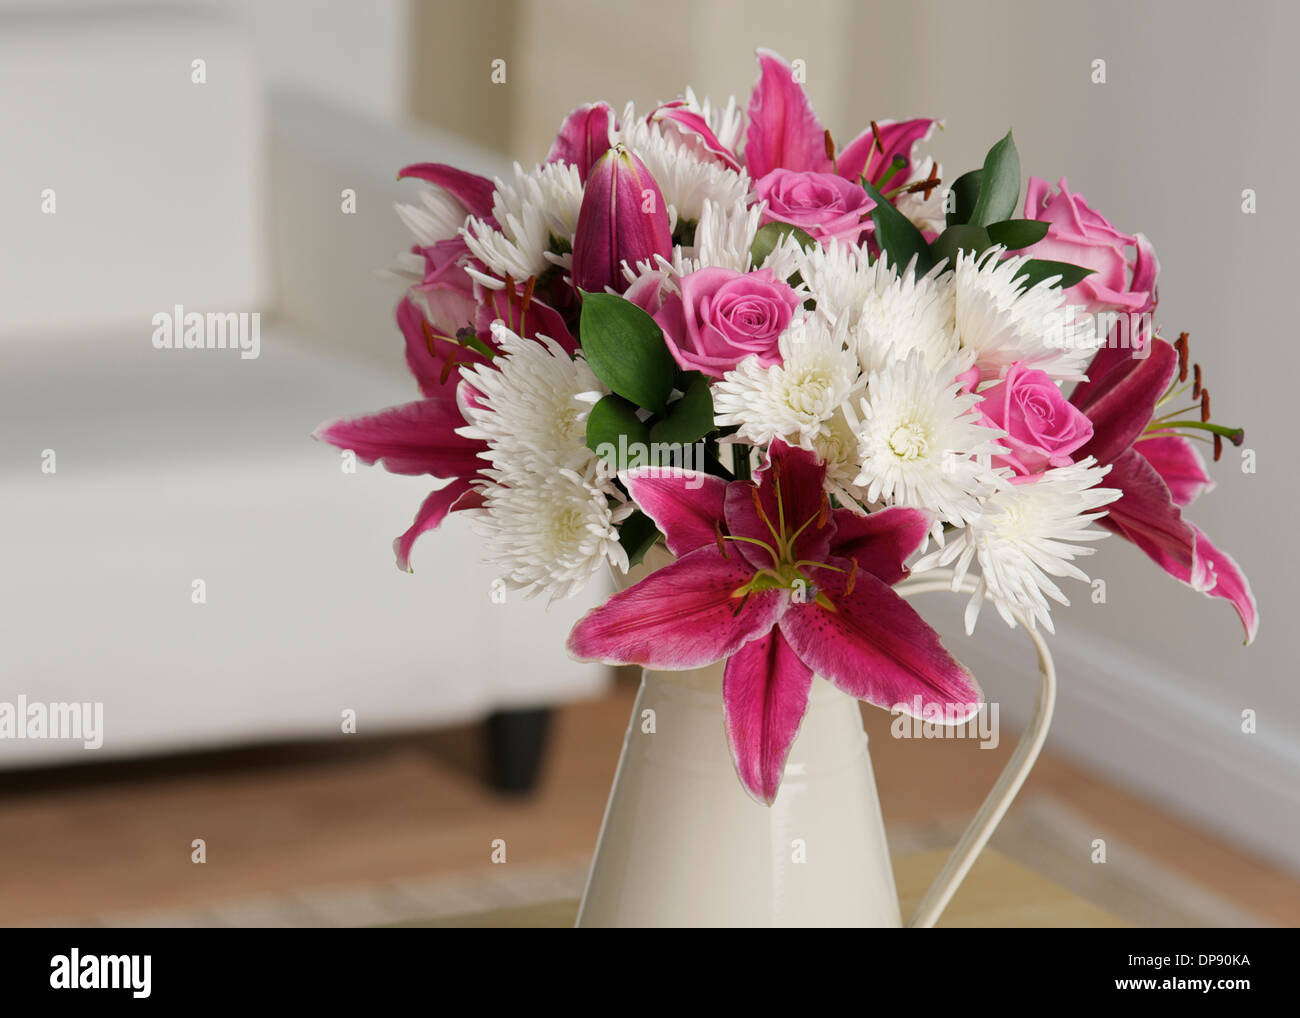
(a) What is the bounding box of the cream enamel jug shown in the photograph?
[576,553,1057,928]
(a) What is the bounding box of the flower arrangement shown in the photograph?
[316,50,1256,805]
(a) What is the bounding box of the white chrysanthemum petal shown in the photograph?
[915,458,1121,633]
[714,316,864,451]
[462,162,583,282]
[953,247,1102,381]
[471,465,630,603]
[617,103,751,224]
[848,352,1004,530]
[458,323,608,480]
[855,261,960,375]
[395,185,468,246]
[680,197,762,273]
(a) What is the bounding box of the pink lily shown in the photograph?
[571,144,673,295]
[398,162,497,221]
[1070,338,1257,643]
[744,48,937,187]
[547,102,616,181]
[567,442,981,805]
[314,297,490,571]
[649,100,743,171]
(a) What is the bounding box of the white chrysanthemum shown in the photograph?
[914,459,1121,633]
[893,157,948,236]
[618,103,751,224]
[811,404,873,509]
[953,247,1101,381]
[855,262,960,374]
[395,185,469,246]
[462,161,584,286]
[794,240,880,331]
[679,197,763,273]
[673,86,744,154]
[472,464,632,602]
[714,316,863,450]
[458,322,607,479]
[846,353,1004,532]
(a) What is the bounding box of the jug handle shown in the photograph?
[896,568,1058,929]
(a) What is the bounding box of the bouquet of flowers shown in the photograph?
[317,50,1255,805]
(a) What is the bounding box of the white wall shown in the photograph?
[0,0,412,124]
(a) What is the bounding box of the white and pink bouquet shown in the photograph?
[318,50,1255,804]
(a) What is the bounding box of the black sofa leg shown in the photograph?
[485,707,552,794]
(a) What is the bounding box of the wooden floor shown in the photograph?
[1,675,1296,926]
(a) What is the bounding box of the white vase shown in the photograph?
[576,561,1057,928]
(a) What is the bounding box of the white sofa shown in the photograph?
[0,11,610,768]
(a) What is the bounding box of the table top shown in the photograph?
[400,848,1126,928]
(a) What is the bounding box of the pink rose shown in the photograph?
[979,362,1094,477]
[1023,177,1158,317]
[629,266,800,377]
[754,169,875,245]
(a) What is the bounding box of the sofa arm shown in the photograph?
[267,88,507,367]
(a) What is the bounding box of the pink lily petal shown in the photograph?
[571,145,672,295]
[313,398,484,479]
[1102,451,1256,643]
[724,442,831,570]
[1134,434,1214,507]
[476,287,578,354]
[744,49,832,179]
[396,297,488,399]
[779,567,981,722]
[1073,337,1178,465]
[838,117,938,184]
[622,468,728,557]
[1099,448,1198,578]
[393,478,479,572]
[398,163,496,220]
[566,548,785,669]
[1189,526,1259,645]
[546,102,615,180]
[722,628,814,805]
[651,101,742,171]
[829,506,932,586]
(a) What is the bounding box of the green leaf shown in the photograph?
[750,221,816,268]
[618,510,662,568]
[649,372,714,447]
[861,177,933,277]
[970,131,1020,227]
[929,224,991,269]
[1012,259,1095,290]
[586,394,651,467]
[986,218,1049,250]
[945,169,983,226]
[578,292,677,413]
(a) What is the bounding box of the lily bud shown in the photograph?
[571,144,672,295]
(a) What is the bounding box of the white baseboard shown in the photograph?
[951,618,1300,876]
